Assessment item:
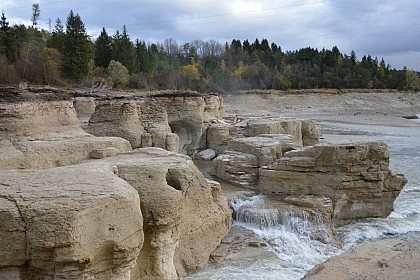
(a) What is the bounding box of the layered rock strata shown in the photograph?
[86,92,224,156]
[243,117,320,146]
[0,91,131,170]
[259,141,407,222]
[211,134,298,188]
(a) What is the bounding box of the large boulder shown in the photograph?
[227,134,299,167]
[0,161,144,279]
[211,134,299,187]
[206,121,237,153]
[259,141,407,223]
[212,151,259,188]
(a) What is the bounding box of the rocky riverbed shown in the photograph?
[188,90,420,280]
[1,87,419,279]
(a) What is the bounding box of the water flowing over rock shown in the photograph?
[259,141,407,223]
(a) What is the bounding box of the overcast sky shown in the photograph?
[2,0,419,70]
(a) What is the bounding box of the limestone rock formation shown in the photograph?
[259,141,407,223]
[244,117,320,146]
[206,122,237,153]
[0,91,131,170]
[87,99,179,153]
[0,161,144,279]
[101,148,232,279]
[0,148,232,279]
[211,134,298,188]
[86,92,224,156]
[212,151,260,188]
[303,239,420,280]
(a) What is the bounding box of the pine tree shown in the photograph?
[0,11,17,63]
[47,18,65,52]
[94,27,112,68]
[111,25,136,73]
[63,10,93,81]
[135,39,151,74]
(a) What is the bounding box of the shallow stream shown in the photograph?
[187,119,420,280]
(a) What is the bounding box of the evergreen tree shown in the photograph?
[0,11,16,63]
[47,18,65,52]
[63,10,93,80]
[135,39,150,74]
[94,27,112,68]
[112,25,136,73]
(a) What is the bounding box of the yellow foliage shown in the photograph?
[180,63,200,81]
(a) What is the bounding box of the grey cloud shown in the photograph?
[2,0,419,70]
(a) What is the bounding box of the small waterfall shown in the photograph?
[229,194,334,244]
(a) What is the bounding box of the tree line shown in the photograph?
[1,6,419,92]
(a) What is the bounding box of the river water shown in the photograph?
[187,117,420,280]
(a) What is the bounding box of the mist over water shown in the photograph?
[187,119,420,280]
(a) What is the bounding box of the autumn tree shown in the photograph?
[38,47,62,85]
[107,60,129,87]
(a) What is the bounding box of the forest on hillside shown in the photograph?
[1,5,419,92]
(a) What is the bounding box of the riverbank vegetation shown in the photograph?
[1,7,419,92]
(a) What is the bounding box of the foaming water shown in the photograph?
[187,120,420,279]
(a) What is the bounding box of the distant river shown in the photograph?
[187,118,420,280]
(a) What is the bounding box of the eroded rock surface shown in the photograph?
[0,91,131,169]
[244,117,320,146]
[259,141,407,223]
[0,148,232,279]
[86,92,224,156]
[303,239,420,280]
[0,161,144,279]
[110,148,232,279]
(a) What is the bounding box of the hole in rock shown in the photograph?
[166,169,182,191]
